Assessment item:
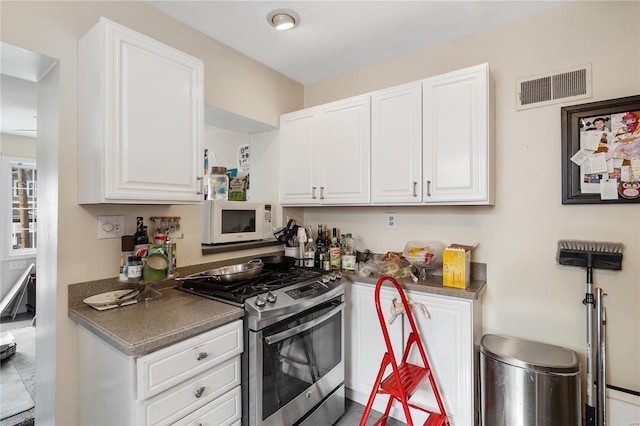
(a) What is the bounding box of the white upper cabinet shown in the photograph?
[78,17,204,204]
[422,63,493,205]
[279,63,493,206]
[279,109,318,204]
[280,96,371,205]
[371,82,423,204]
[318,96,371,204]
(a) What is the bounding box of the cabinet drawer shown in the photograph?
[137,320,242,400]
[136,356,240,425]
[171,385,241,426]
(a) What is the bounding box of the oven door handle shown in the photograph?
[263,303,344,346]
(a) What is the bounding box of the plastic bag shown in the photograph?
[402,240,446,269]
[356,256,413,279]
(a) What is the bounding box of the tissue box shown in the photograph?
[443,244,476,289]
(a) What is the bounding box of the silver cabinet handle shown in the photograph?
[196,176,204,195]
[197,352,208,361]
[426,180,432,197]
[195,386,205,398]
[413,181,417,197]
[320,187,325,200]
[312,186,317,199]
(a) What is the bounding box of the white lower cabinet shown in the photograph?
[78,320,243,426]
[345,282,482,426]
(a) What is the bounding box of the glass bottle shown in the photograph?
[209,166,229,201]
[303,226,316,268]
[314,225,324,268]
[329,237,341,271]
[341,233,356,272]
[134,217,149,257]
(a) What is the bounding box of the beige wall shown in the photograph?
[203,127,250,171]
[2,1,639,423]
[0,133,37,158]
[1,2,302,424]
[303,1,640,393]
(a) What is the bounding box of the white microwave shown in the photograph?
[202,200,273,245]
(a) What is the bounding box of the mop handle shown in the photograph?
[596,289,607,426]
[585,277,596,426]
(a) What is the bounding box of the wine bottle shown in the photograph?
[134,217,149,257]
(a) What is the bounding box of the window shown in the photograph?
[2,156,37,257]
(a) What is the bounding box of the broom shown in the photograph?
[557,239,623,426]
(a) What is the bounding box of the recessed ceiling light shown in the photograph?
[267,9,300,31]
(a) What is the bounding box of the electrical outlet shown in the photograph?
[386,212,398,229]
[98,215,124,239]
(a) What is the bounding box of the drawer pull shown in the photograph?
[197,352,208,361]
[413,181,417,197]
[312,186,317,199]
[320,187,325,200]
[195,386,205,398]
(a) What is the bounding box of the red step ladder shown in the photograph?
[360,276,449,426]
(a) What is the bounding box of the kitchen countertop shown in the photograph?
[346,261,487,300]
[68,256,485,357]
[68,285,243,357]
[67,253,283,357]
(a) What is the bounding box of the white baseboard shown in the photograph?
[608,388,640,426]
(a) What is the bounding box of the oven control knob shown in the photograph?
[335,272,343,279]
[266,292,277,303]
[322,275,330,283]
[255,294,267,307]
[329,273,336,281]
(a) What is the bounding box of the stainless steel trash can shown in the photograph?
[480,334,581,426]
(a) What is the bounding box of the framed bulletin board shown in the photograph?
[561,95,640,204]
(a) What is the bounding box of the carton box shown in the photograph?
[443,243,476,289]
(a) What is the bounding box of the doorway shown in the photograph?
[0,42,59,425]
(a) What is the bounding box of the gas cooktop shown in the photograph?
[178,266,346,330]
[177,267,326,306]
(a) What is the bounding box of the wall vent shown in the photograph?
[516,64,592,110]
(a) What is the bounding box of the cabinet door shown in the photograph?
[423,63,492,205]
[318,96,371,204]
[371,82,423,204]
[403,291,474,426]
[345,283,403,405]
[78,18,204,204]
[279,109,320,204]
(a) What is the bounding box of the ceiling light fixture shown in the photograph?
[267,9,300,31]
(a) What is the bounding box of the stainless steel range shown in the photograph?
[179,267,346,426]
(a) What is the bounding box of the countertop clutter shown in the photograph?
[68,280,243,356]
[68,256,486,357]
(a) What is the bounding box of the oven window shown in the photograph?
[221,209,256,234]
[261,302,342,420]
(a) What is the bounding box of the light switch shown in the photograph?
[98,215,124,239]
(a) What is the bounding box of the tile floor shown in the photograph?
[336,399,406,426]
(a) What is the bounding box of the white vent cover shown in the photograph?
[516,64,592,110]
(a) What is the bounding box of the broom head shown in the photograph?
[557,240,623,270]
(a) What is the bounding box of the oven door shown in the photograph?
[248,296,344,426]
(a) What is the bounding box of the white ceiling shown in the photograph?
[147,0,569,85]
[1,1,569,138]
